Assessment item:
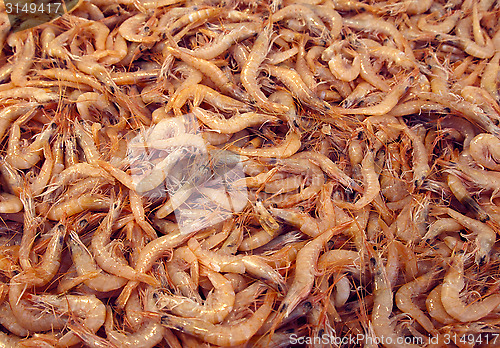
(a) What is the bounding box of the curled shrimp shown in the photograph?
[441,252,500,322]
[9,222,67,331]
[6,120,55,170]
[157,269,235,324]
[161,291,276,347]
[439,207,496,265]
[395,268,441,334]
[68,230,127,292]
[117,231,194,308]
[469,133,500,171]
[90,199,157,285]
[118,12,158,43]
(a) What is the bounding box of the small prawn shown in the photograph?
[90,199,157,285]
[161,291,276,347]
[335,151,379,210]
[240,24,290,114]
[441,252,500,322]
[157,269,235,324]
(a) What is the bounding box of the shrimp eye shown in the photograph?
[370,257,376,266]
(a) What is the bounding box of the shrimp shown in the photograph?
[441,252,500,322]
[328,48,361,82]
[240,24,290,114]
[166,46,248,102]
[0,103,38,141]
[272,4,330,43]
[166,246,202,302]
[74,121,101,165]
[28,293,106,347]
[354,43,391,92]
[253,199,281,237]
[106,288,166,348]
[117,231,194,308]
[469,133,500,171]
[440,207,496,265]
[447,174,489,222]
[265,64,331,112]
[335,151,379,210]
[425,285,455,325]
[317,250,361,272]
[402,123,431,189]
[129,190,157,239]
[417,11,462,34]
[228,131,301,158]
[276,221,350,320]
[395,268,441,334]
[167,84,252,116]
[337,72,415,115]
[49,163,115,190]
[90,199,157,285]
[269,206,322,237]
[68,230,127,292]
[190,22,259,60]
[157,269,235,324]
[9,222,67,331]
[161,291,276,347]
[47,194,111,221]
[167,8,222,36]
[344,14,416,60]
[6,120,55,170]
[423,218,463,242]
[187,238,285,292]
[118,12,158,43]
[192,107,280,134]
[445,152,500,197]
[480,51,500,102]
[369,254,421,348]
[10,32,35,86]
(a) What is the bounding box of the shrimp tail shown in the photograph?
[134,272,160,287]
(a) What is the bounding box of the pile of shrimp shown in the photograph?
[0,0,499,346]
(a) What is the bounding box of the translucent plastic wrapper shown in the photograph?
[127,113,248,234]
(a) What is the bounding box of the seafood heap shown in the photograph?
[0,0,499,347]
